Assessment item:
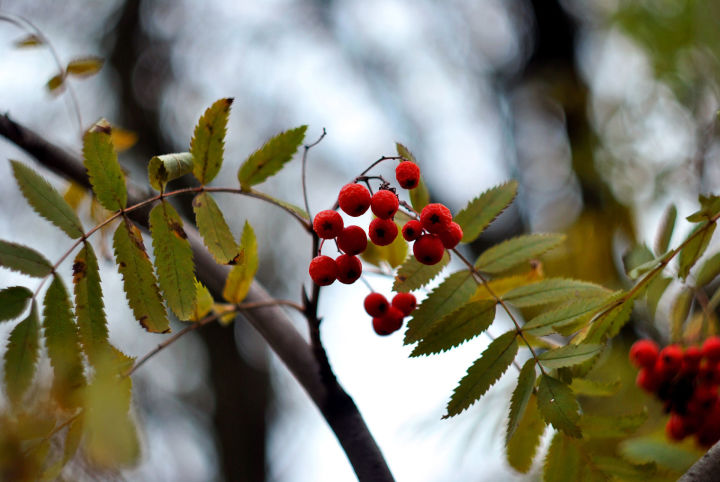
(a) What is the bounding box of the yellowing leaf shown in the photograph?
[506,358,537,444]
[189,280,213,322]
[238,125,307,189]
[192,192,240,265]
[362,221,408,269]
[14,34,43,48]
[83,119,127,211]
[72,243,110,367]
[411,300,495,356]
[46,73,64,93]
[66,57,103,77]
[191,98,233,184]
[0,239,53,277]
[543,432,580,482]
[110,126,137,152]
[3,302,40,405]
[223,222,258,304]
[506,394,546,473]
[63,181,87,210]
[391,251,448,292]
[0,286,32,322]
[504,278,611,308]
[579,410,647,438]
[455,181,518,243]
[471,265,544,302]
[148,153,194,191]
[536,374,581,438]
[475,233,565,274]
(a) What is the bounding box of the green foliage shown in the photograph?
[536,374,581,438]
[444,331,518,418]
[475,234,565,274]
[591,456,657,480]
[0,286,32,322]
[620,436,702,473]
[237,125,307,189]
[392,251,449,292]
[523,296,610,336]
[584,297,635,343]
[72,243,110,367]
[506,394,546,473]
[190,98,233,185]
[223,221,258,304]
[687,194,720,222]
[10,160,83,238]
[82,119,127,211]
[0,239,53,277]
[503,278,611,308]
[3,302,40,406]
[670,287,693,342]
[192,192,241,265]
[538,344,602,370]
[694,251,720,286]
[579,410,648,438]
[148,152,194,191]
[410,300,495,356]
[677,221,716,279]
[655,204,677,255]
[569,378,620,397]
[645,276,672,318]
[506,358,536,444]
[455,181,518,244]
[543,432,580,482]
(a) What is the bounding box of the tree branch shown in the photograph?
[679,440,720,481]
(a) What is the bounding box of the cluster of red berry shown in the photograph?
[363,292,417,336]
[630,337,720,446]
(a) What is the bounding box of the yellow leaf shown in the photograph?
[111,127,138,152]
[471,262,544,301]
[66,57,104,77]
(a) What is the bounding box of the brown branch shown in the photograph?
[680,440,720,481]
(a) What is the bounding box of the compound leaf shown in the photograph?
[238,125,307,189]
[504,278,611,308]
[475,234,565,274]
[83,119,127,211]
[0,286,32,322]
[223,222,258,304]
[506,358,537,444]
[190,98,233,184]
[678,221,716,280]
[392,250,449,292]
[3,301,40,405]
[537,374,581,438]
[455,181,518,243]
[72,243,110,366]
[0,239,52,277]
[411,300,495,356]
[539,344,603,370]
[148,152,194,191]
[192,192,240,265]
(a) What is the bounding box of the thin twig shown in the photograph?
[301,127,327,222]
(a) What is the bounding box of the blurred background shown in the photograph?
[0,0,719,480]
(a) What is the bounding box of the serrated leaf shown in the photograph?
[504,278,611,308]
[523,296,610,336]
[46,73,64,93]
[404,270,476,344]
[14,34,43,48]
[583,297,635,344]
[238,125,307,189]
[43,276,85,409]
[190,98,233,184]
[192,192,240,265]
[248,188,309,220]
[223,222,258,304]
[591,456,656,480]
[687,194,720,222]
[620,436,702,472]
[66,57,103,77]
[444,331,518,418]
[83,119,127,211]
[392,250,449,292]
[113,219,169,333]
[507,358,536,444]
[148,153,193,191]
[695,252,720,286]
[471,265,544,302]
[645,276,671,318]
[536,374,581,437]
[395,142,417,163]
[569,378,620,397]
[0,286,32,322]
[189,280,213,322]
[507,394,546,473]
[10,160,84,238]
[655,204,677,255]
[670,287,693,343]
[42,416,83,480]
[539,344,602,369]
[455,181,518,243]
[411,300,496,356]
[543,432,580,482]
[361,220,408,269]
[0,239,52,277]
[72,243,110,367]
[475,234,565,274]
[678,221,716,279]
[409,176,430,211]
[579,410,647,438]
[3,302,40,405]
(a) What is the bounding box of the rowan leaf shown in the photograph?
[43,276,86,409]
[149,202,195,320]
[623,244,655,279]
[46,73,64,93]
[238,125,307,189]
[537,374,581,437]
[192,192,240,265]
[475,234,565,274]
[670,287,693,343]
[82,119,127,211]
[471,265,544,301]
[539,344,603,369]
[10,160,83,238]
[66,57,103,77]
[523,296,610,336]
[543,432,580,482]
[579,410,647,438]
[189,280,213,322]
[591,456,656,480]
[506,358,537,444]
[506,394,546,473]
[444,331,518,418]
[645,276,672,318]
[72,243,110,366]
[223,222,258,304]
[583,297,635,344]
[189,98,232,184]
[113,219,169,333]
[504,278,611,308]
[14,34,43,47]
[392,250,449,292]
[687,194,720,222]
[42,416,83,480]
[455,181,518,243]
[678,221,716,279]
[0,286,32,322]
[0,239,53,277]
[148,153,194,191]
[569,378,620,397]
[655,204,677,255]
[620,436,702,473]
[411,300,496,356]
[395,142,417,163]
[3,302,40,405]
[404,270,476,344]
[695,252,720,287]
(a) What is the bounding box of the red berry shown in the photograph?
[698,361,719,386]
[338,183,371,216]
[656,345,683,376]
[629,339,659,369]
[372,307,404,335]
[666,414,687,441]
[420,203,452,234]
[364,293,389,317]
[308,255,338,286]
[683,345,703,373]
[636,368,660,392]
[370,190,399,220]
[438,222,463,249]
[402,220,423,241]
[703,336,720,362]
[335,254,362,284]
[337,225,368,255]
[413,234,445,265]
[313,210,344,239]
[395,161,420,189]
[369,218,398,246]
[392,293,417,316]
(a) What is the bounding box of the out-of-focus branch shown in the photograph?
[679,441,720,481]
[0,113,395,482]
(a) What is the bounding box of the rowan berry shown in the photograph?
[308,255,338,286]
[439,222,463,249]
[313,210,344,239]
[402,220,423,241]
[338,183,371,217]
[629,339,659,369]
[369,218,398,246]
[335,254,362,284]
[683,346,703,373]
[413,234,445,265]
[337,225,368,255]
[370,190,399,220]
[364,292,389,317]
[666,414,687,441]
[392,292,417,316]
[420,203,452,234]
[656,345,683,375]
[636,368,660,392]
[703,336,720,363]
[372,307,404,335]
[395,161,420,189]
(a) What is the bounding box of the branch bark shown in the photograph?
[0,113,395,482]
[679,441,720,481]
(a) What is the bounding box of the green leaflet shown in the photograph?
[404,270,476,344]
[361,221,408,269]
[42,415,84,480]
[523,296,610,336]
[539,344,603,369]
[543,432,580,482]
[579,410,647,438]
[444,331,518,418]
[72,243,110,366]
[0,239,53,277]
[695,251,720,286]
[43,276,86,409]
[645,276,672,318]
[622,244,654,279]
[670,287,693,342]
[687,194,720,222]
[113,219,169,333]
[3,301,40,405]
[189,280,213,322]
[149,202,196,320]
[248,188,309,221]
[395,142,417,163]
[82,119,127,211]
[569,378,620,397]
[506,394,546,473]
[411,300,495,356]
[237,125,307,189]
[583,297,635,344]
[620,436,702,473]
[536,374,581,438]
[191,98,233,184]
[503,278,611,308]
[192,192,240,265]
[223,222,258,304]
[392,251,449,292]
[148,152,194,191]
[455,181,518,244]
[0,286,32,322]
[506,358,536,444]
[475,233,565,274]
[10,160,83,238]
[654,204,676,255]
[591,456,656,480]
[678,221,716,279]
